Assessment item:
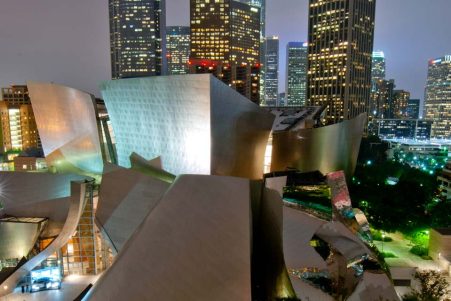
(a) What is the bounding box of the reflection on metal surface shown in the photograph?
[271,113,366,178]
[129,152,175,184]
[0,220,44,260]
[101,74,274,179]
[96,163,170,252]
[0,181,91,297]
[27,81,104,175]
[89,175,253,301]
[0,172,88,239]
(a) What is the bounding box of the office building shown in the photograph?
[166,26,190,75]
[307,0,376,123]
[109,0,166,78]
[406,99,420,119]
[437,161,451,200]
[0,85,41,153]
[371,51,386,92]
[238,0,266,102]
[376,119,432,140]
[392,89,410,118]
[278,92,286,107]
[424,55,451,138]
[371,79,395,119]
[286,42,308,106]
[189,0,261,103]
[263,36,279,106]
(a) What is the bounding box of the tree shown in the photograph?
[349,161,439,233]
[357,135,389,165]
[402,270,450,301]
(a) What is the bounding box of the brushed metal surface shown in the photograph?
[101,74,274,179]
[0,222,40,260]
[88,175,252,301]
[27,81,104,175]
[271,113,366,178]
[96,163,170,252]
[0,181,89,297]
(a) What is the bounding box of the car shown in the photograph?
[31,277,61,292]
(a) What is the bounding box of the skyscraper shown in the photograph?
[0,85,41,153]
[373,79,395,119]
[371,51,386,92]
[406,99,420,119]
[166,26,190,75]
[189,0,261,103]
[237,0,266,102]
[263,36,279,106]
[307,0,376,124]
[109,0,166,79]
[392,89,410,118]
[424,55,451,138]
[369,51,386,121]
[286,42,308,106]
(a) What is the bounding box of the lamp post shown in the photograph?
[381,232,385,254]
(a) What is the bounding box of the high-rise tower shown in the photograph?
[237,0,266,102]
[307,0,376,124]
[371,51,386,91]
[263,36,279,106]
[424,55,451,138]
[166,26,190,75]
[109,0,166,79]
[189,0,261,103]
[286,42,308,106]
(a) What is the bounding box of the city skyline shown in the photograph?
[0,0,450,100]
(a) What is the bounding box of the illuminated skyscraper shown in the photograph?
[307,0,376,124]
[237,0,266,102]
[371,51,385,91]
[369,50,386,120]
[286,42,308,106]
[372,79,395,119]
[109,0,166,79]
[263,36,279,106]
[166,26,190,75]
[424,55,451,138]
[392,89,410,118]
[189,0,261,103]
[406,99,420,119]
[0,85,41,153]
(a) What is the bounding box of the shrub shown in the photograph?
[381,252,397,258]
[372,230,393,242]
[409,245,428,257]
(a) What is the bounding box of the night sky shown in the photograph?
[1,0,450,102]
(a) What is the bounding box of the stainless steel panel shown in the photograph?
[271,113,366,178]
[27,81,104,175]
[101,74,274,179]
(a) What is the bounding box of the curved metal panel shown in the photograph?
[100,74,274,179]
[0,181,89,297]
[27,81,104,175]
[88,175,252,301]
[0,222,40,260]
[96,163,170,252]
[129,152,176,184]
[210,78,275,179]
[271,113,366,178]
